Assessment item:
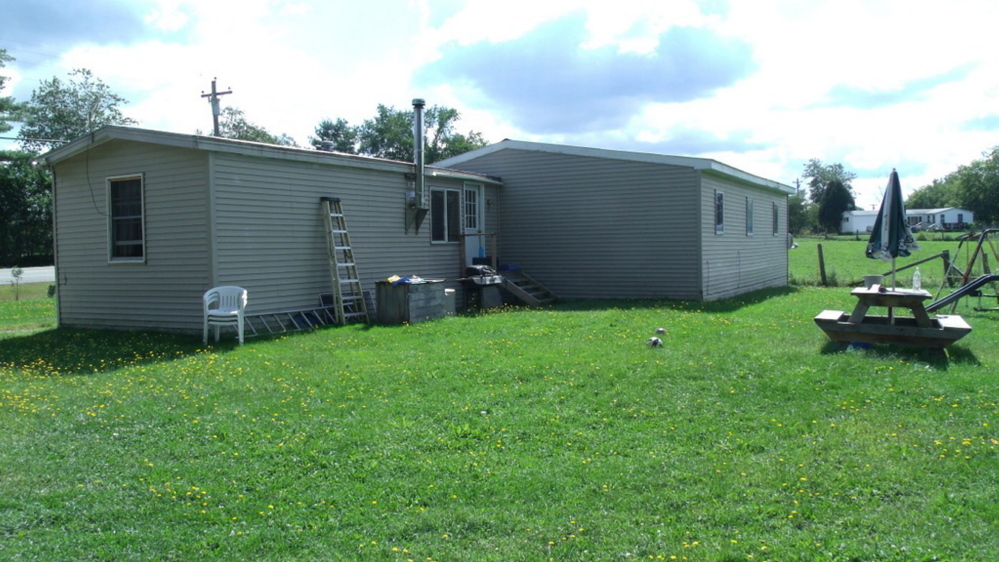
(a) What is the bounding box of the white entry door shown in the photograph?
[463,182,485,266]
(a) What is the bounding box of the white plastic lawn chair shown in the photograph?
[203,286,248,345]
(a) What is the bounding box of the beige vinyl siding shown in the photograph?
[700,174,788,300]
[445,149,702,299]
[53,140,211,331]
[210,153,470,316]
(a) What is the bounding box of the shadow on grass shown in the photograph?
[0,327,218,379]
[547,286,800,314]
[819,340,980,368]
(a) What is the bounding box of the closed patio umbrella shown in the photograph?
[866,169,919,289]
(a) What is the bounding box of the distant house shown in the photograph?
[906,208,974,231]
[841,207,975,234]
[437,140,795,301]
[41,126,500,333]
[840,210,880,234]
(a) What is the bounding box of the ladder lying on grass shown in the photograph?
[321,197,369,325]
[244,306,337,337]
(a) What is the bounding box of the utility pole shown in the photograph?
[201,78,232,136]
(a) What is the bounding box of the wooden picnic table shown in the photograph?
[813,284,972,351]
[847,285,933,327]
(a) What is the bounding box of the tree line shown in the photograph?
[904,148,999,226]
[789,150,999,236]
[0,49,486,267]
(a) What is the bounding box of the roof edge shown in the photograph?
[436,139,794,194]
[40,125,502,184]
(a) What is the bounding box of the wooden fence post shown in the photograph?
[942,249,951,286]
[818,243,827,286]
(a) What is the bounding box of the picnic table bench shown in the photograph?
[814,285,972,350]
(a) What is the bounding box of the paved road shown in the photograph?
[0,266,55,284]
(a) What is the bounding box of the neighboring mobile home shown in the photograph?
[840,207,976,234]
[42,126,500,333]
[840,210,879,234]
[906,207,974,231]
[436,140,795,301]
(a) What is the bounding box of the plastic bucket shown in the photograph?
[863,275,883,289]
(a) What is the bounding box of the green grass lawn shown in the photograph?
[0,281,55,303]
[2,287,997,560]
[0,283,56,333]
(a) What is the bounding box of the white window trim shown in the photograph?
[107,174,146,263]
[463,182,483,232]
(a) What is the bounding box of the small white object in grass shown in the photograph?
[647,337,663,347]
[655,327,666,334]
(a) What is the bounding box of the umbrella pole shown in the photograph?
[889,257,896,324]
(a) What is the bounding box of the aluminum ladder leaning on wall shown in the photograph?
[321,197,369,325]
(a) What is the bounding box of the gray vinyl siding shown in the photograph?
[446,149,703,299]
[53,140,211,331]
[51,135,491,334]
[700,174,788,300]
[210,152,470,317]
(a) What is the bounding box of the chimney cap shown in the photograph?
[412,98,426,107]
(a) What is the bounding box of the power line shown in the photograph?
[0,37,74,75]
[0,135,66,142]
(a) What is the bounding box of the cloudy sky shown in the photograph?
[3,0,998,208]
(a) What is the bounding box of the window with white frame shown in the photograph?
[714,190,724,234]
[108,175,145,261]
[746,197,754,235]
[431,188,461,243]
[464,184,480,230]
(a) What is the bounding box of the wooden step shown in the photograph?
[502,271,557,306]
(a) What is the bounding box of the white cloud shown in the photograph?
[143,1,190,33]
[4,0,998,210]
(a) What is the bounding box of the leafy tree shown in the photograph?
[954,147,999,226]
[311,103,487,162]
[18,68,136,153]
[906,175,959,210]
[817,180,855,234]
[0,49,25,135]
[213,106,298,147]
[0,151,52,266]
[357,104,414,161]
[803,159,856,204]
[787,192,817,235]
[423,105,487,163]
[309,118,358,153]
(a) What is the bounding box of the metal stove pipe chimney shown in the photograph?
[412,98,426,208]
